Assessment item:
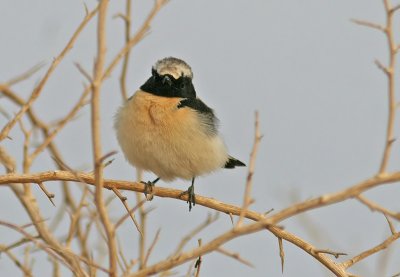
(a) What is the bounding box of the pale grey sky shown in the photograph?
[1,1,399,276]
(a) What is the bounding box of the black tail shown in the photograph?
[224,156,246,169]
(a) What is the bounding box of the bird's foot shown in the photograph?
[140,178,158,201]
[179,184,196,211]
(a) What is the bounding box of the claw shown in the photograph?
[140,177,160,201]
[179,177,196,211]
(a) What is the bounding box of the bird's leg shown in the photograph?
[141,177,160,200]
[180,177,196,211]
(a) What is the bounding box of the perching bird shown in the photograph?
[114,57,245,211]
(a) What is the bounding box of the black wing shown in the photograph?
[177,98,218,136]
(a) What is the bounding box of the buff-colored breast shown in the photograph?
[114,91,228,181]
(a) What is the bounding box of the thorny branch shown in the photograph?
[1,0,400,276]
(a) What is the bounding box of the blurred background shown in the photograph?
[1,0,400,276]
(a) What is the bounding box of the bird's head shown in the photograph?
[140,57,196,98]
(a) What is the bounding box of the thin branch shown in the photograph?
[128,221,348,277]
[378,0,398,174]
[0,6,99,142]
[350,19,385,32]
[0,245,33,277]
[341,232,400,269]
[5,62,45,86]
[216,247,254,268]
[312,249,347,259]
[74,62,93,82]
[119,0,132,101]
[111,187,142,236]
[278,237,284,273]
[237,111,262,227]
[115,199,146,229]
[143,228,161,267]
[173,213,219,255]
[37,182,56,206]
[103,0,168,81]
[356,194,400,221]
[194,239,202,277]
[0,220,76,273]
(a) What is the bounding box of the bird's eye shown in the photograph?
[180,83,185,89]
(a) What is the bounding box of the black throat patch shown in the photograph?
[140,69,196,99]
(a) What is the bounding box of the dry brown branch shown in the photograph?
[173,212,219,255]
[0,244,33,277]
[384,214,396,235]
[28,86,91,162]
[38,182,56,206]
[312,249,347,259]
[133,169,148,270]
[0,6,98,142]
[278,237,284,273]
[4,169,400,275]
[91,1,117,276]
[0,146,16,173]
[111,187,142,236]
[0,237,35,253]
[237,111,262,227]
[143,228,161,267]
[350,19,385,32]
[380,0,397,174]
[75,62,93,82]
[194,239,202,277]
[103,0,168,81]
[119,0,132,101]
[216,247,254,268]
[128,220,348,277]
[5,62,45,86]
[115,198,147,229]
[341,231,400,269]
[2,1,400,276]
[356,194,400,221]
[10,185,88,276]
[0,219,78,273]
[2,170,400,227]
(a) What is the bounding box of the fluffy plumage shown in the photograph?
[114,57,245,184]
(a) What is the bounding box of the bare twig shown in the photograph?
[350,19,385,32]
[356,194,400,221]
[194,239,202,277]
[0,6,98,142]
[91,1,117,276]
[173,213,219,255]
[379,0,398,174]
[5,62,45,86]
[237,111,262,227]
[111,187,142,236]
[115,199,146,229]
[312,249,347,259]
[216,247,254,268]
[37,182,56,206]
[119,0,132,101]
[0,245,33,277]
[143,228,161,267]
[341,232,400,269]
[278,237,284,273]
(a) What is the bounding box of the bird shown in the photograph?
[114,57,245,211]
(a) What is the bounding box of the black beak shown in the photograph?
[162,75,172,86]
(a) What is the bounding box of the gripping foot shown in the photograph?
[179,177,196,211]
[141,177,160,200]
